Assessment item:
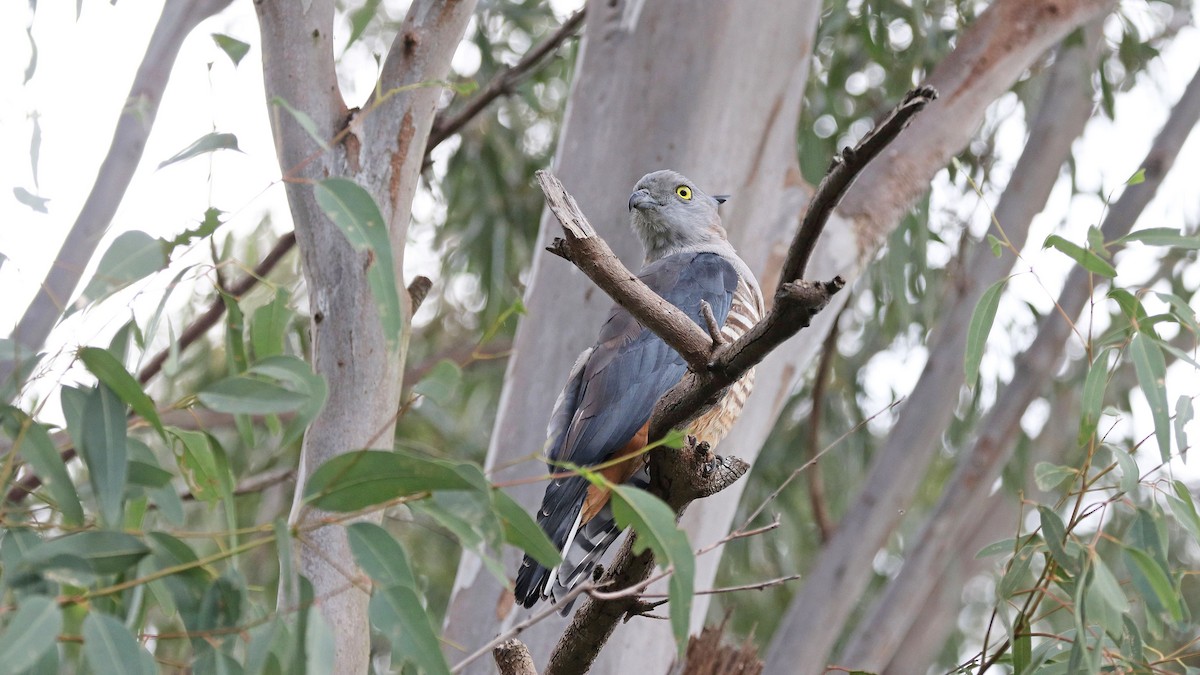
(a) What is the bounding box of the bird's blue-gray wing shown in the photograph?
[515,251,739,608]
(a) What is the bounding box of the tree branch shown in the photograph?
[836,60,1200,672]
[429,9,585,150]
[0,0,233,392]
[535,87,936,675]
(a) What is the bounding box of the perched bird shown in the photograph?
[514,169,764,609]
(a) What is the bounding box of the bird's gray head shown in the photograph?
[627,170,730,263]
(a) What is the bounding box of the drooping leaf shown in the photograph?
[29,112,41,189]
[609,484,694,652]
[313,178,403,350]
[79,384,128,528]
[1114,446,1139,495]
[303,450,480,511]
[83,611,156,675]
[1166,480,1200,545]
[964,278,1006,386]
[1116,227,1200,250]
[306,603,335,674]
[163,208,223,257]
[347,523,417,589]
[492,488,562,569]
[198,374,310,415]
[1125,167,1146,185]
[77,346,163,436]
[158,132,241,169]
[1175,395,1193,461]
[1078,348,1111,443]
[78,231,168,308]
[1129,333,1170,462]
[409,490,508,584]
[212,33,250,67]
[1125,546,1183,623]
[168,428,232,504]
[270,96,329,150]
[1043,234,1117,278]
[2,409,83,525]
[370,585,451,675]
[413,359,462,406]
[251,288,293,360]
[24,531,149,576]
[345,0,382,51]
[1034,462,1076,492]
[0,596,61,672]
[1038,506,1077,575]
[13,186,49,213]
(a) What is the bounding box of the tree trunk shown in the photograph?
[443,1,823,670]
[255,1,476,671]
[765,16,1105,672]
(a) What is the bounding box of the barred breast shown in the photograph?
[690,276,764,445]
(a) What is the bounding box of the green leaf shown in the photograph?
[414,359,461,406]
[1114,447,1139,495]
[78,231,168,308]
[79,384,128,528]
[77,347,163,436]
[1167,480,1200,545]
[1042,234,1117,278]
[1129,333,1170,462]
[25,531,150,576]
[83,611,155,675]
[248,356,327,447]
[163,208,223,257]
[1034,462,1076,492]
[370,585,450,675]
[13,186,49,213]
[998,545,1036,600]
[986,233,1004,257]
[251,288,293,360]
[270,96,329,151]
[1078,349,1111,444]
[609,484,694,652]
[1125,546,1183,622]
[1088,555,1129,614]
[0,596,61,672]
[158,132,241,169]
[1107,288,1148,324]
[347,523,417,589]
[314,178,403,350]
[1175,395,1193,461]
[964,278,1007,386]
[2,410,83,525]
[1125,168,1146,185]
[198,375,310,415]
[1117,227,1200,249]
[345,0,382,50]
[303,450,479,511]
[409,491,508,584]
[492,489,562,569]
[976,537,1019,559]
[1038,506,1077,575]
[169,428,230,503]
[212,33,250,67]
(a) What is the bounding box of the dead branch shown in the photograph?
[492,639,538,675]
[536,87,936,675]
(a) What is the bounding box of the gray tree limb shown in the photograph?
[0,0,233,393]
[763,21,1105,673]
[836,60,1200,672]
[255,1,476,672]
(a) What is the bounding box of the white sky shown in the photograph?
[0,1,1196,468]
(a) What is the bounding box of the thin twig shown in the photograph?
[450,580,600,673]
[637,573,802,599]
[807,310,843,542]
[699,300,726,347]
[429,9,586,149]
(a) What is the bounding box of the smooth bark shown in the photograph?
[764,20,1105,673]
[0,0,233,392]
[836,61,1200,672]
[255,1,476,671]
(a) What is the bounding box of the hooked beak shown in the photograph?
[628,189,656,212]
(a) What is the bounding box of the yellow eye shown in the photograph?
[675,185,692,200]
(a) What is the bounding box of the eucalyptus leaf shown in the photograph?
[158,132,241,169]
[0,596,61,672]
[964,278,1006,386]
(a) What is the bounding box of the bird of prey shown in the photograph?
[514,169,763,609]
